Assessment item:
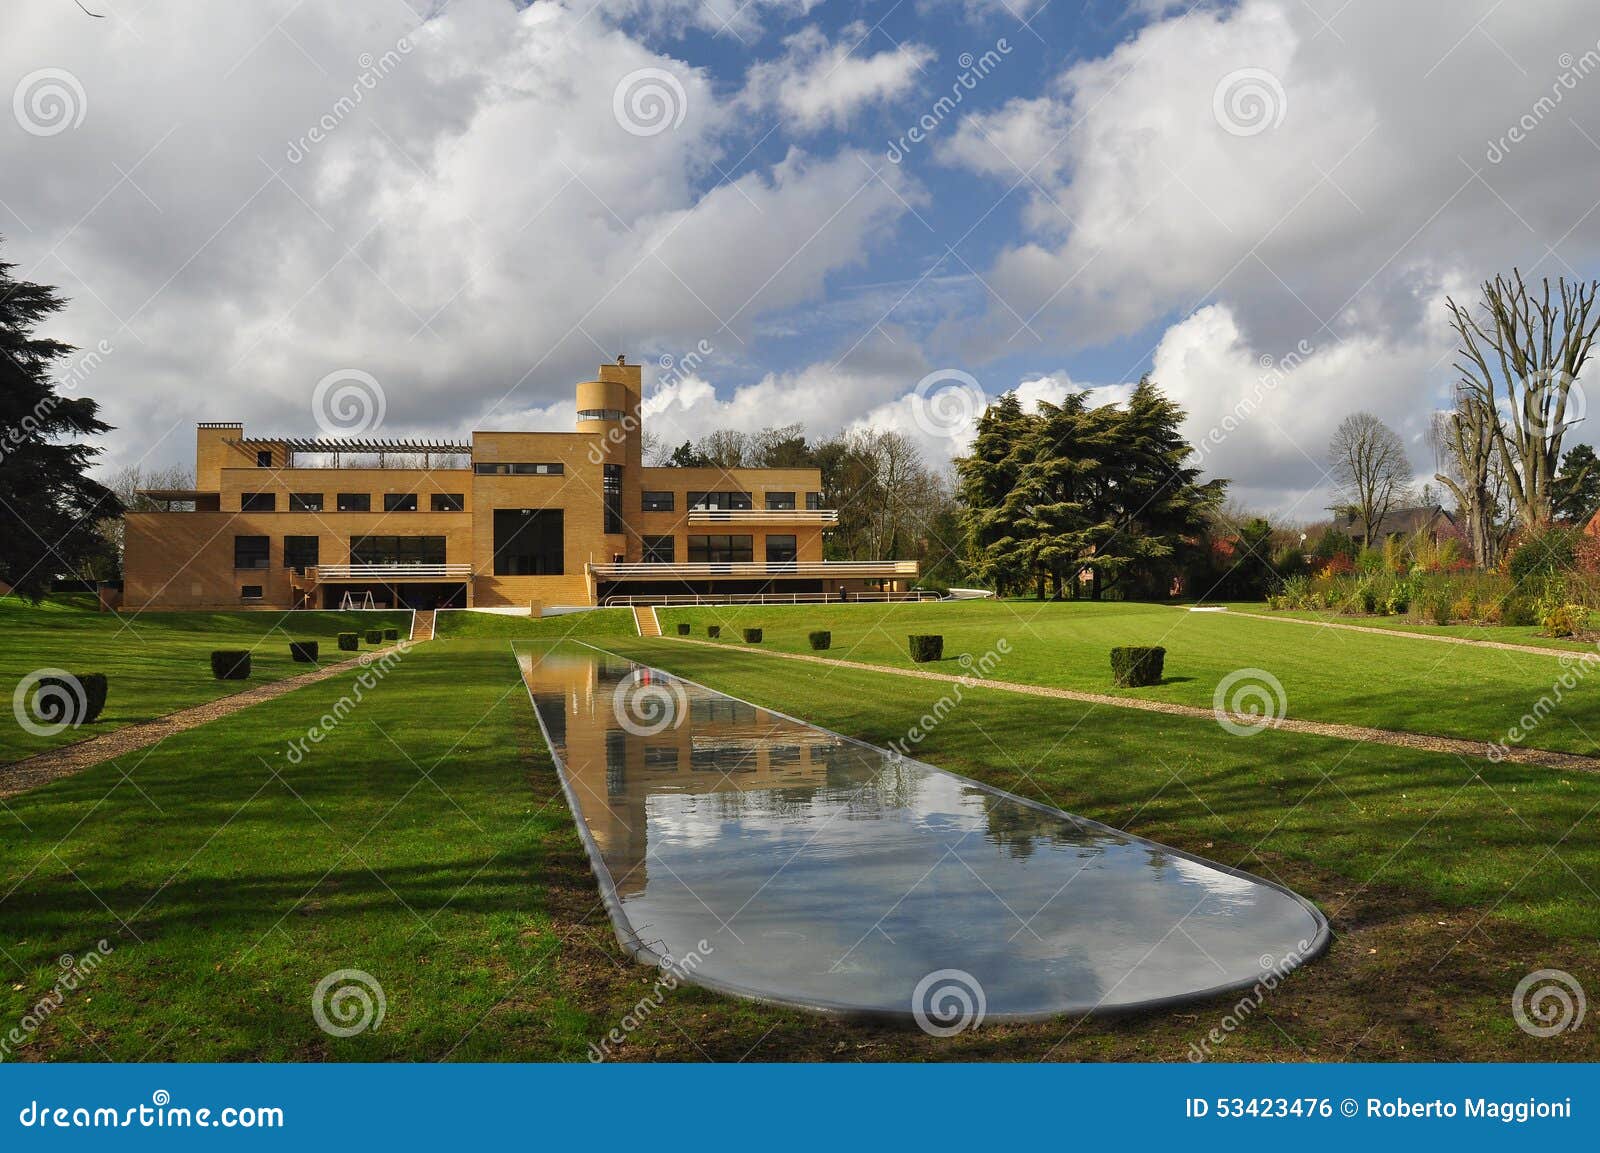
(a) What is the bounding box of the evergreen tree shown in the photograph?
[666,439,710,467]
[957,392,1035,595]
[1550,443,1600,524]
[0,250,120,600]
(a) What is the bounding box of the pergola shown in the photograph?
[227,436,473,468]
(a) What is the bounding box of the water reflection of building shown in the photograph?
[522,652,837,897]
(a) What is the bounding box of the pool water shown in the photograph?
[519,643,1328,1022]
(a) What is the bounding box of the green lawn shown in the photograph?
[431,607,637,639]
[0,595,410,764]
[1230,603,1600,652]
[1,626,1594,1061]
[657,600,1600,756]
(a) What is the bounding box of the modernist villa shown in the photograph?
[122,358,918,610]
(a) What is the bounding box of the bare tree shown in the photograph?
[1447,270,1600,530]
[696,429,749,467]
[1430,391,1503,566]
[97,462,194,565]
[1328,412,1411,548]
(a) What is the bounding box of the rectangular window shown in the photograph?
[687,491,752,511]
[348,536,446,566]
[765,491,796,510]
[603,464,623,534]
[805,491,824,510]
[240,492,276,512]
[766,534,798,563]
[687,534,753,564]
[492,509,564,575]
[383,492,418,512]
[290,492,323,512]
[643,746,680,770]
[473,462,564,476]
[283,535,319,572]
[431,493,465,512]
[641,535,675,563]
[255,450,273,468]
[234,535,270,569]
[337,493,370,512]
[641,491,675,512]
[240,585,263,600]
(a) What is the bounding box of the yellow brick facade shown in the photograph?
[122,360,914,610]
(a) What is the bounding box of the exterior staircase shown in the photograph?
[632,605,661,637]
[413,610,435,641]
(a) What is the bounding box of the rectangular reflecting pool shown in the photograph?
[518,643,1328,1023]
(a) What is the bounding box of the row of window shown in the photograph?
[240,492,465,513]
[640,534,797,564]
[234,535,447,571]
[473,462,564,476]
[640,491,824,512]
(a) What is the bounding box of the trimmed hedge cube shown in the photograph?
[34,672,107,726]
[676,622,691,636]
[289,641,319,663]
[743,628,763,644]
[364,629,384,645]
[337,632,358,652]
[384,627,399,641]
[211,650,251,680]
[808,630,831,651]
[707,625,721,638]
[908,634,943,663]
[1110,646,1165,687]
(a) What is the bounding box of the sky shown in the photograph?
[6,0,1600,518]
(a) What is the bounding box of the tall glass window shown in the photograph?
[687,535,753,563]
[603,464,623,534]
[492,510,563,575]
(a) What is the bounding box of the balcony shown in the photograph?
[685,508,840,525]
[306,564,474,583]
[587,560,918,580]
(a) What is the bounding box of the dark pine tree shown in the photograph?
[957,391,1035,596]
[1550,443,1600,524]
[0,248,120,600]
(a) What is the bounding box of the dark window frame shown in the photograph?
[687,534,754,564]
[336,493,370,513]
[240,492,276,512]
[283,535,319,572]
[289,492,324,512]
[255,450,273,468]
[603,464,623,534]
[641,491,675,512]
[765,491,796,510]
[641,535,675,563]
[492,509,564,576]
[687,490,753,511]
[805,491,825,510]
[240,584,264,600]
[348,535,447,566]
[473,462,565,476]
[766,534,798,563]
[431,493,465,512]
[383,492,419,513]
[234,535,270,570]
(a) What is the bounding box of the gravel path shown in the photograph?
[658,638,1600,773]
[1,645,410,800]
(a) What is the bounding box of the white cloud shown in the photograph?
[742,25,935,132]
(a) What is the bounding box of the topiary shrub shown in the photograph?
[337,632,358,652]
[809,630,831,651]
[743,627,763,643]
[211,650,251,680]
[908,634,943,662]
[707,625,721,638]
[289,641,319,663]
[364,629,383,645]
[383,627,399,641]
[32,672,107,726]
[1110,646,1165,687]
[676,623,691,636]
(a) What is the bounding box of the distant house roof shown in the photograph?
[1336,504,1455,539]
